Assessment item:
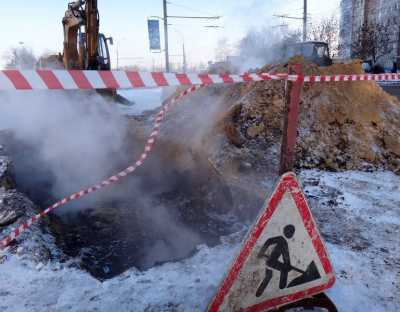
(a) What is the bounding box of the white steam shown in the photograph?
[234,26,302,72]
[0,90,128,201]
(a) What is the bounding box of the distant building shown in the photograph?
[340,0,400,67]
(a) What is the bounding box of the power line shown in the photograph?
[161,0,221,72]
[167,15,220,19]
[274,14,302,21]
[273,0,308,41]
[167,1,217,17]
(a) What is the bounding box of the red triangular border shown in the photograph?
[208,172,335,312]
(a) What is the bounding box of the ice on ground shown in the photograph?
[0,170,399,311]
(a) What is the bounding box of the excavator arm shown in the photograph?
[60,0,130,104]
[62,0,111,70]
[85,0,100,69]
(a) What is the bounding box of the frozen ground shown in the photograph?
[0,170,399,311]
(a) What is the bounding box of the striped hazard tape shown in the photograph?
[0,84,205,250]
[1,69,400,90]
[0,69,294,90]
[304,73,400,82]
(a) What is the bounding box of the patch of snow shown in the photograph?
[117,86,179,116]
[0,234,242,312]
[117,88,163,116]
[0,170,399,311]
[327,244,398,312]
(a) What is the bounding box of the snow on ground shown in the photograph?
[117,87,177,116]
[0,170,399,311]
[300,170,400,312]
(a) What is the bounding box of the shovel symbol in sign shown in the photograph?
[255,225,321,297]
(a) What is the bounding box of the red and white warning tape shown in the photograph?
[0,69,293,90]
[303,73,400,82]
[1,69,400,90]
[0,84,204,250]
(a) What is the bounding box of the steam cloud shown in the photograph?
[0,83,224,275]
[234,26,301,72]
[0,90,128,206]
[0,47,234,274]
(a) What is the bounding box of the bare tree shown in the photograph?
[3,46,37,69]
[351,22,392,64]
[309,16,340,57]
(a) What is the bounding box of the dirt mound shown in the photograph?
[204,58,400,174]
[159,58,400,218]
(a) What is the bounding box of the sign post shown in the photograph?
[279,64,304,175]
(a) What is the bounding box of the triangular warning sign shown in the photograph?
[208,172,335,312]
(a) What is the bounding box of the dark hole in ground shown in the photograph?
[2,131,249,280]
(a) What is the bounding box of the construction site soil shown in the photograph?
[207,58,400,175]
[143,58,400,220]
[1,59,400,280]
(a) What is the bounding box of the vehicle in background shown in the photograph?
[208,56,241,75]
[361,59,398,74]
[283,41,333,67]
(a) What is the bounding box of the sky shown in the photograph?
[0,0,340,70]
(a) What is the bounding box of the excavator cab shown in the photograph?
[97,34,112,70]
[77,32,112,70]
[284,41,333,67]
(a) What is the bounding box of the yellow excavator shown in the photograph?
[62,0,113,70]
[60,0,132,104]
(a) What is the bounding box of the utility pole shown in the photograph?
[303,0,308,42]
[163,0,170,72]
[397,23,400,72]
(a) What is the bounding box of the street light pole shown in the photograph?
[116,44,119,70]
[172,29,186,72]
[163,0,170,72]
[182,42,187,73]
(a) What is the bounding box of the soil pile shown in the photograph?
[156,58,400,220]
[183,58,400,176]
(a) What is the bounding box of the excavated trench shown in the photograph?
[2,128,251,280]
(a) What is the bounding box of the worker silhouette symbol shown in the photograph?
[255,224,321,297]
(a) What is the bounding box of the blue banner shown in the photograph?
[148,19,161,50]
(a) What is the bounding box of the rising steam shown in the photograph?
[0,90,128,203]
